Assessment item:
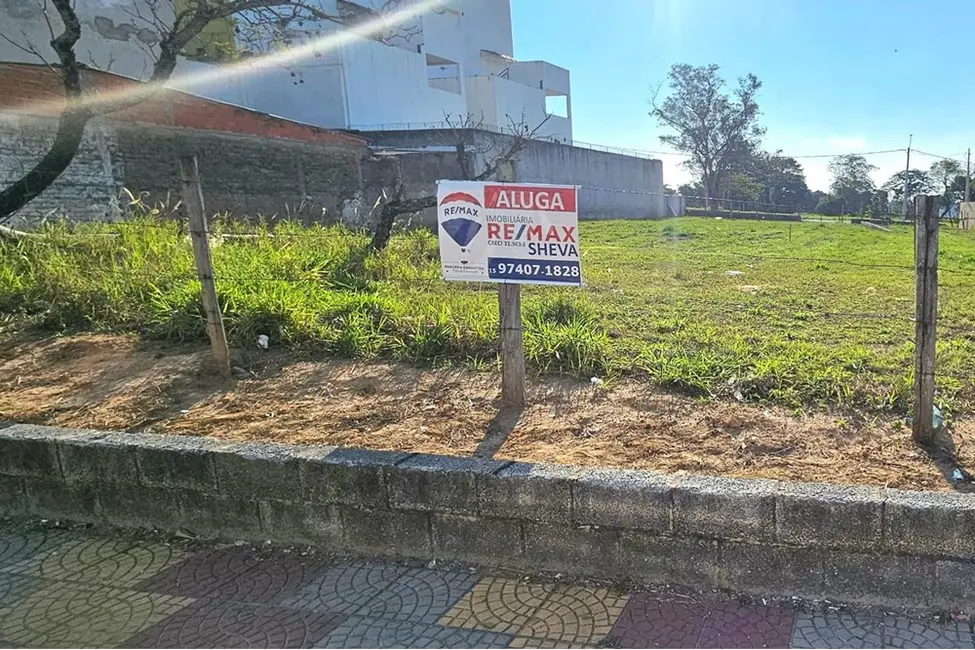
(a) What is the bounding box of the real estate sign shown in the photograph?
[436,180,581,285]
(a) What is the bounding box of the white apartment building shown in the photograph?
[0,0,572,142]
[178,0,574,142]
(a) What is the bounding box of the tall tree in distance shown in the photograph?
[929,159,964,213]
[753,153,811,209]
[882,169,933,209]
[649,64,765,208]
[828,154,877,213]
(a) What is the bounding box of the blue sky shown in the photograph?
[510,0,973,192]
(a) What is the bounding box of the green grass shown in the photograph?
[5,215,975,415]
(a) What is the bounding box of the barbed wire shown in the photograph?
[573,146,911,161]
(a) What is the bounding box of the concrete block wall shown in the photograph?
[114,124,365,222]
[2,422,974,610]
[360,128,667,222]
[1,113,374,228]
[0,113,124,224]
[0,62,374,228]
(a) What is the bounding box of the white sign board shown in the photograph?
[436,180,581,285]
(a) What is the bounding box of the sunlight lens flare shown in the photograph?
[16,0,446,115]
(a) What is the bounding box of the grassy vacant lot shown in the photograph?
[4,216,975,416]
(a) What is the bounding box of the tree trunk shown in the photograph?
[369,193,437,252]
[0,108,91,223]
[369,203,397,252]
[704,177,717,211]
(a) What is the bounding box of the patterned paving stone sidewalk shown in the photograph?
[0,521,971,648]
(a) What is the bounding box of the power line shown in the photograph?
[618,148,909,160]
[910,149,967,164]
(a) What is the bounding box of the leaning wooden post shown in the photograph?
[179,155,232,379]
[912,194,939,445]
[497,162,525,407]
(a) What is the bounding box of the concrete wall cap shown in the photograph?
[1,423,100,442]
[322,448,411,467]
[398,454,509,475]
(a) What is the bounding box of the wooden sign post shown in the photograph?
[496,164,525,407]
[179,155,232,380]
[498,282,525,407]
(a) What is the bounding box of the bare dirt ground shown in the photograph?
[1,333,971,492]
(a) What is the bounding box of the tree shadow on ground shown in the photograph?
[473,405,523,459]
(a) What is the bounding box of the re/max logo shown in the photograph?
[486,223,577,242]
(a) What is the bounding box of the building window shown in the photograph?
[546,95,568,118]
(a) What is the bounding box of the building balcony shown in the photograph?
[506,60,570,96]
[465,75,572,143]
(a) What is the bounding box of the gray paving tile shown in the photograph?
[314,616,513,648]
[281,561,408,614]
[791,611,883,648]
[0,528,75,571]
[3,535,183,587]
[354,567,480,623]
[0,572,42,608]
[0,580,190,648]
[883,615,974,649]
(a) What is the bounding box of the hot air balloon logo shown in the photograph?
[441,218,482,251]
[439,190,483,262]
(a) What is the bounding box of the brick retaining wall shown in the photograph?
[1,423,974,611]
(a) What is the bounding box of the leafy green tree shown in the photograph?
[929,159,964,212]
[721,173,763,207]
[650,64,765,208]
[828,154,877,213]
[882,169,934,208]
[754,153,811,209]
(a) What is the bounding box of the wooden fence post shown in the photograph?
[179,155,232,379]
[913,194,939,445]
[497,161,525,407]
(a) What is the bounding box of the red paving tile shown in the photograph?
[133,546,331,603]
[606,594,709,648]
[606,595,796,649]
[124,600,345,648]
[696,601,795,649]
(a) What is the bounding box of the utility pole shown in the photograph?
[966,148,971,203]
[902,134,913,218]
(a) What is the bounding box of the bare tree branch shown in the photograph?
[0,30,51,66]
[369,112,552,251]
